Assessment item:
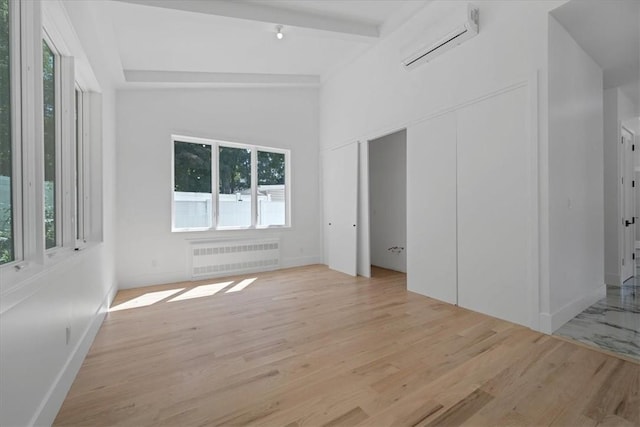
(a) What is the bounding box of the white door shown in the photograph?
[326,142,359,276]
[456,87,531,327]
[622,127,635,281]
[406,113,457,304]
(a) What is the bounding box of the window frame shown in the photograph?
[171,135,291,232]
[73,84,86,248]
[1,0,24,267]
[0,0,103,293]
[42,32,63,254]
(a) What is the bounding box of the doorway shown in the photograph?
[368,130,407,276]
[622,126,636,282]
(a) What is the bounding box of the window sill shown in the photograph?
[172,225,291,233]
[0,242,102,315]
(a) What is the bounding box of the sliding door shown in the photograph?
[326,142,359,276]
[407,113,457,304]
[456,87,530,326]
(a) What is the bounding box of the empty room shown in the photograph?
[0,0,639,426]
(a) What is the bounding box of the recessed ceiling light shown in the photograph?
[276,25,284,40]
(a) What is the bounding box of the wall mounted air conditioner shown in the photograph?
[402,4,479,70]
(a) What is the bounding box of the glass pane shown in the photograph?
[43,40,56,249]
[218,146,251,227]
[75,89,81,240]
[0,0,13,263]
[174,141,212,229]
[257,151,286,226]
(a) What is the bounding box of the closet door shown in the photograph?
[407,113,457,304]
[326,142,359,276]
[456,87,530,327]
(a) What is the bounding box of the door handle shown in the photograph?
[626,218,636,227]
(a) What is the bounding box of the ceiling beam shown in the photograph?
[124,70,320,87]
[113,0,380,39]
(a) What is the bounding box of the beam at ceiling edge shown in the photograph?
[113,0,380,39]
[124,70,321,87]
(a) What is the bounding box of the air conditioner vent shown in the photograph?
[403,4,479,70]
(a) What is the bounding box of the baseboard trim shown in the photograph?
[31,282,116,427]
[538,284,606,334]
[281,255,322,269]
[119,256,323,290]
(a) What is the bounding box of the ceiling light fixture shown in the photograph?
[276,25,284,40]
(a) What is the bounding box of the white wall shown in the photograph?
[369,130,406,273]
[0,1,119,425]
[546,16,604,331]
[116,88,320,288]
[320,0,563,330]
[604,88,620,285]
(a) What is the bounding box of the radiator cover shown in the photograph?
[189,238,281,280]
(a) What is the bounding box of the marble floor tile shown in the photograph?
[554,277,639,361]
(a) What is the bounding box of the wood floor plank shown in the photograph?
[54,265,640,426]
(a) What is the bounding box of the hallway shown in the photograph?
[555,277,640,361]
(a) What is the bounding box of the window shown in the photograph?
[257,150,286,226]
[0,0,12,264]
[43,39,58,250]
[172,136,290,231]
[1,0,103,288]
[218,145,251,227]
[173,141,212,229]
[74,87,87,245]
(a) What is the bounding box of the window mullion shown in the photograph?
[7,0,23,264]
[75,87,85,246]
[251,147,257,228]
[213,141,218,229]
[22,0,44,264]
[59,55,74,249]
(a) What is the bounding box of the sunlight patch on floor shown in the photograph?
[225,277,257,293]
[168,281,234,302]
[110,289,185,312]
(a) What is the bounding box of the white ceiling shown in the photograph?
[551,0,639,104]
[242,0,410,26]
[107,0,428,86]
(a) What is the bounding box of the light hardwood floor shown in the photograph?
[55,265,639,426]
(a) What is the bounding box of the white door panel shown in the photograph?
[457,87,530,327]
[407,113,458,304]
[327,142,359,276]
[622,128,635,281]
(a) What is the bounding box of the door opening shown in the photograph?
[368,129,407,277]
[622,126,636,283]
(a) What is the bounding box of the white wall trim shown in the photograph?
[30,282,116,427]
[538,284,606,334]
[281,255,322,269]
[0,243,103,315]
[325,79,529,154]
[528,70,541,332]
[119,256,322,289]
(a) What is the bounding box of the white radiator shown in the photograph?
[189,238,281,279]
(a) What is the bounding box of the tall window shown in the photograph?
[0,0,12,264]
[257,151,286,226]
[43,40,57,249]
[174,141,212,229]
[218,146,251,227]
[172,136,290,231]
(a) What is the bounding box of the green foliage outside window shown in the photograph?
[258,151,285,185]
[174,142,212,193]
[219,146,251,194]
[43,40,56,249]
[0,0,13,264]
